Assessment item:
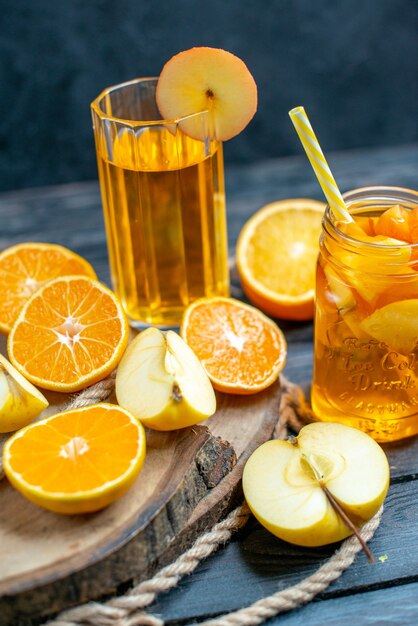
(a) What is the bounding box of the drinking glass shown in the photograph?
[91,78,229,328]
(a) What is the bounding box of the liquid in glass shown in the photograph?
[91,78,229,327]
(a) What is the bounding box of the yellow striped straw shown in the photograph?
[289,106,353,223]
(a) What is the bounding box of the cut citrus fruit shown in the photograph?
[156,47,257,141]
[360,299,418,355]
[409,208,418,243]
[181,297,286,394]
[0,243,97,334]
[236,199,325,320]
[374,205,412,243]
[8,276,129,392]
[354,216,376,237]
[0,353,48,433]
[330,218,413,307]
[3,403,146,514]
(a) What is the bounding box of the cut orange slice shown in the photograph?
[410,209,418,243]
[181,297,286,394]
[236,199,325,321]
[3,403,146,514]
[8,276,129,392]
[374,205,412,242]
[0,243,97,334]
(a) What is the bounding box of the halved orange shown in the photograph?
[3,403,146,514]
[0,243,97,334]
[181,297,287,394]
[236,199,325,321]
[8,276,128,392]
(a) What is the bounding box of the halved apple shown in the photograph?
[243,422,389,547]
[156,47,257,141]
[0,353,48,433]
[115,328,216,430]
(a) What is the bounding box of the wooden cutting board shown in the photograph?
[0,335,282,626]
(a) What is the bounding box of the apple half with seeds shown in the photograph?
[156,47,257,141]
[116,328,216,431]
[243,422,389,547]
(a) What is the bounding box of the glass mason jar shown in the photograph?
[91,78,229,328]
[312,186,418,442]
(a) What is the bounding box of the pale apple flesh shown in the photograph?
[156,47,257,142]
[0,353,49,433]
[360,299,418,355]
[243,422,389,547]
[115,328,216,431]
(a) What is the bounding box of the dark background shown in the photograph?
[1,0,417,191]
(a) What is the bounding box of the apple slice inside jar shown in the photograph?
[360,299,418,355]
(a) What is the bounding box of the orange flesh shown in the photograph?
[354,216,376,236]
[9,277,127,389]
[351,205,418,268]
[0,244,96,333]
[352,204,417,245]
[375,205,412,242]
[236,200,325,321]
[242,208,321,296]
[182,298,286,391]
[409,209,418,244]
[6,406,140,493]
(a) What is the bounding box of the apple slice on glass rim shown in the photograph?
[156,47,257,142]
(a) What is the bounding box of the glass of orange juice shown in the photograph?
[91,78,229,328]
[312,186,418,442]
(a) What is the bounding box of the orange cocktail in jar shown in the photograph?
[312,187,418,442]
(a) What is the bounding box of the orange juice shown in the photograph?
[91,78,229,327]
[312,187,418,442]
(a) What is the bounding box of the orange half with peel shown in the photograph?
[8,276,129,392]
[3,403,146,514]
[181,297,286,394]
[0,242,97,334]
[236,199,325,320]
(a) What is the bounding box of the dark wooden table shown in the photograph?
[1,144,417,625]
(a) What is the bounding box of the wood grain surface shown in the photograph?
[0,355,281,625]
[0,144,417,626]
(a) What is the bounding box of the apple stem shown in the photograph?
[300,453,375,563]
[322,485,376,564]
